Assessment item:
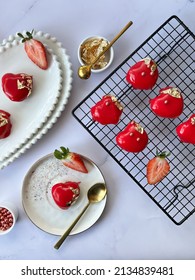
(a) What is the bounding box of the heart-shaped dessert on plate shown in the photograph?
[0,35,63,164]
[0,110,12,139]
[2,73,33,102]
[52,181,80,209]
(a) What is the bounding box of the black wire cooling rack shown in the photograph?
[72,16,195,225]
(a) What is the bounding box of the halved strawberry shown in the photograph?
[146,150,170,185]
[18,30,48,70]
[54,147,88,173]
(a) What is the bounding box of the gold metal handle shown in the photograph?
[54,202,90,250]
[91,21,133,66]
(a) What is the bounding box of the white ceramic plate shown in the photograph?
[22,153,107,235]
[0,38,63,162]
[0,31,72,169]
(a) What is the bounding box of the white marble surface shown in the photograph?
[0,0,195,260]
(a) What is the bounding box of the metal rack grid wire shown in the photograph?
[72,16,195,225]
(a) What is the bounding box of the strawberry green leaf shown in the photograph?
[54,147,70,160]
[17,33,24,38]
[26,31,33,39]
[60,146,68,154]
[156,149,171,158]
[54,149,63,159]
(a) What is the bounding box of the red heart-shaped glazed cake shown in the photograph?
[90,95,123,125]
[0,110,12,139]
[176,114,195,144]
[126,57,158,90]
[2,73,33,102]
[150,87,184,118]
[51,181,80,209]
[116,121,148,153]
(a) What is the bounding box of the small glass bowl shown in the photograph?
[78,35,114,73]
[0,202,18,235]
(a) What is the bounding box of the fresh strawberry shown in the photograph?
[52,181,80,209]
[54,147,88,173]
[126,57,158,90]
[0,110,12,139]
[176,114,195,144]
[91,95,123,125]
[116,121,148,153]
[150,87,183,118]
[2,73,33,102]
[146,150,171,185]
[18,30,48,70]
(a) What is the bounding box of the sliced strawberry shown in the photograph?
[146,150,170,185]
[18,30,48,70]
[54,147,88,173]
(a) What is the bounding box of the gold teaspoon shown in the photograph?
[54,183,107,249]
[78,21,133,79]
